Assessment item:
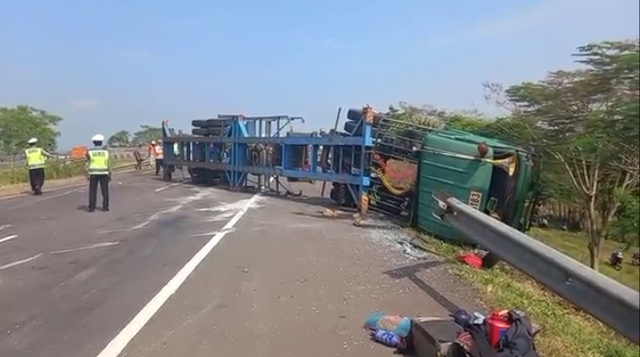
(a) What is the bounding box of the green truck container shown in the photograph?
[416,129,539,243]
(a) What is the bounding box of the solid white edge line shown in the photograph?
[95,193,262,357]
[0,235,18,245]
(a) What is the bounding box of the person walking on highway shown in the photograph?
[85,134,111,212]
[133,144,143,170]
[24,137,54,195]
[154,140,164,176]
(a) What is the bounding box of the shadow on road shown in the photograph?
[383,260,461,314]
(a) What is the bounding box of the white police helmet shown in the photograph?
[27,137,38,144]
[92,134,105,142]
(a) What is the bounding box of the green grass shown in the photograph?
[0,159,136,187]
[413,228,639,357]
[530,228,639,291]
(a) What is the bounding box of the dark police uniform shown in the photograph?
[86,147,111,212]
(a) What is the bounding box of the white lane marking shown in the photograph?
[50,241,120,255]
[0,235,18,245]
[0,224,11,231]
[197,198,264,222]
[154,182,181,192]
[190,227,235,237]
[95,193,262,357]
[0,253,42,272]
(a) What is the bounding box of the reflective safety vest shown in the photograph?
[155,144,164,159]
[88,149,110,175]
[25,147,46,169]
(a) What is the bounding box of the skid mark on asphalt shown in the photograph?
[51,242,120,255]
[0,241,120,273]
[0,235,18,245]
[154,183,181,192]
[0,253,42,272]
[7,187,85,211]
[130,189,212,231]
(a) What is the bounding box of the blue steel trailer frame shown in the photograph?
[160,107,377,214]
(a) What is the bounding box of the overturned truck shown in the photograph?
[329,108,541,242]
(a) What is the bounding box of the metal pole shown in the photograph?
[321,107,342,197]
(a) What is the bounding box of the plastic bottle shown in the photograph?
[372,329,400,348]
[485,310,512,348]
[472,312,486,325]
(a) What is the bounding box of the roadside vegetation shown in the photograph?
[0,106,156,188]
[0,158,138,187]
[417,232,637,357]
[0,160,87,186]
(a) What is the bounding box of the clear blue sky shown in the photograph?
[1,0,638,149]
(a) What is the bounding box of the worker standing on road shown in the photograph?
[133,144,143,170]
[154,140,164,176]
[148,140,157,170]
[24,137,54,195]
[85,134,111,212]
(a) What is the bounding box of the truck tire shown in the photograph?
[191,128,209,136]
[207,127,224,136]
[343,120,377,137]
[191,120,208,127]
[346,108,385,125]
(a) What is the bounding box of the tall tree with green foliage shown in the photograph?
[107,130,132,146]
[0,106,62,154]
[131,125,162,145]
[505,39,640,270]
[387,102,449,128]
[611,191,639,249]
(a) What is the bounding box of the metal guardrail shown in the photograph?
[1,147,143,166]
[112,160,148,172]
[432,193,640,345]
[0,159,148,173]
[0,155,71,167]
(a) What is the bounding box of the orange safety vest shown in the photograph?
[155,144,164,159]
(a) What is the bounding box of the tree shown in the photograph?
[107,130,131,146]
[387,102,449,129]
[610,191,639,249]
[504,39,640,270]
[131,125,162,145]
[0,106,62,154]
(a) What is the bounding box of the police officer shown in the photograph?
[25,137,53,195]
[86,134,111,212]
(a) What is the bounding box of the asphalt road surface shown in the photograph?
[0,172,479,357]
